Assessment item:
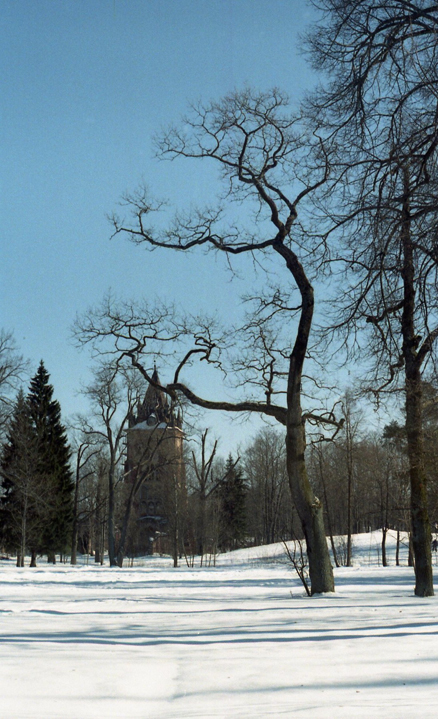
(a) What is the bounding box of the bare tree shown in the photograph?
[76,89,343,594]
[68,426,103,565]
[188,429,218,562]
[93,455,109,563]
[308,415,412,567]
[305,0,438,596]
[79,361,146,566]
[244,428,293,546]
[185,438,245,566]
[0,330,28,439]
[339,393,364,567]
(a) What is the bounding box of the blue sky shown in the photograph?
[2,0,320,451]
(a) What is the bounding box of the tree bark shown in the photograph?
[172,475,179,568]
[94,473,102,563]
[117,482,136,567]
[346,422,353,567]
[70,465,80,565]
[401,170,433,596]
[381,528,387,568]
[408,534,414,567]
[405,372,433,594]
[108,455,117,567]
[286,419,334,594]
[277,238,334,595]
[198,491,206,559]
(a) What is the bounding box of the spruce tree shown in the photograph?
[218,455,247,551]
[0,390,45,565]
[27,361,74,560]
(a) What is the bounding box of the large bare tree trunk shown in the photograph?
[286,405,334,594]
[401,173,433,597]
[108,460,117,567]
[381,528,387,568]
[281,245,334,595]
[405,372,433,595]
[345,420,353,568]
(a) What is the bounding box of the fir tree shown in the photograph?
[218,455,247,551]
[27,361,74,560]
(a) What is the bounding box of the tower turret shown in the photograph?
[125,367,185,558]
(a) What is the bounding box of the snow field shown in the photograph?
[1,531,438,718]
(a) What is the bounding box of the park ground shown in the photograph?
[1,532,438,718]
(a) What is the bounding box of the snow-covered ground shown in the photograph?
[1,532,438,718]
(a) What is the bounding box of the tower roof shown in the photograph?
[130,368,182,429]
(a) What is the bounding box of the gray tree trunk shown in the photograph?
[401,174,434,596]
[108,459,117,567]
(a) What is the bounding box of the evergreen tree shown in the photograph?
[0,390,46,565]
[27,361,74,560]
[218,455,247,551]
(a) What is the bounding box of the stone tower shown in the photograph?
[125,369,185,556]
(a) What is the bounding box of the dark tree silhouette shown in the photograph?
[305,0,438,596]
[28,362,74,561]
[75,89,343,594]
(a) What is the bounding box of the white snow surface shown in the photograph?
[1,531,438,718]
